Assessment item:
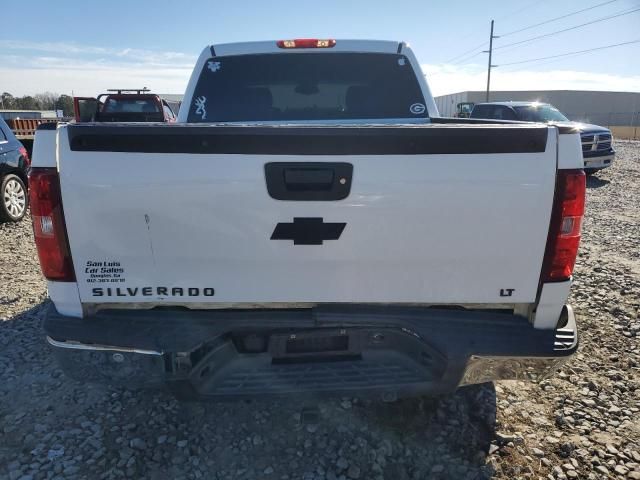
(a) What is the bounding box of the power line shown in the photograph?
[445,40,488,63]
[500,0,621,37]
[495,0,549,22]
[451,51,485,65]
[444,0,548,62]
[442,0,628,67]
[500,57,580,72]
[496,39,640,67]
[494,6,640,50]
[498,49,600,71]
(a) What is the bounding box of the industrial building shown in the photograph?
[434,90,640,139]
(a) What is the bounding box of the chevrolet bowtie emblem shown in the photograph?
[271,218,346,245]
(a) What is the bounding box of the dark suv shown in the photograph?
[470,101,615,174]
[0,116,30,222]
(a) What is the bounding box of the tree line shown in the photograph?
[1,92,74,117]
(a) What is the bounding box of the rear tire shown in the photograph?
[0,174,28,222]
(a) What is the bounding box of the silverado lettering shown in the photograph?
[92,287,215,297]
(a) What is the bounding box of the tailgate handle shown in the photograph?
[284,168,334,190]
[265,162,353,201]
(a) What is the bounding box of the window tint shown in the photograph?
[513,105,569,122]
[103,98,160,113]
[470,105,494,119]
[162,102,175,120]
[471,105,517,120]
[76,98,99,122]
[497,106,517,120]
[0,124,6,141]
[187,53,427,122]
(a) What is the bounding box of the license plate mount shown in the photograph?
[270,329,358,359]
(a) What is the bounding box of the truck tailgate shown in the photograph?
[58,124,556,307]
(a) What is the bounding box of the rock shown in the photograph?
[496,432,523,445]
[129,438,146,450]
[177,440,188,448]
[613,465,628,475]
[47,447,64,460]
[263,466,274,475]
[347,465,361,479]
[62,466,79,475]
[532,448,545,457]
[336,458,349,471]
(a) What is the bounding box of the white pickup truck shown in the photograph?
[30,39,584,400]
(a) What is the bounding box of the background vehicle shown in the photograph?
[74,88,177,123]
[31,39,583,401]
[3,118,59,159]
[455,102,474,118]
[470,101,615,174]
[0,117,30,222]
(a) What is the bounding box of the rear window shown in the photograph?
[102,98,160,114]
[470,105,517,120]
[187,53,427,122]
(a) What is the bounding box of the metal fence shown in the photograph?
[566,111,640,128]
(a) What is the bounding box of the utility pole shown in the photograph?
[483,20,499,102]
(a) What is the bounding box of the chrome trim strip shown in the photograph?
[85,302,525,314]
[46,336,163,356]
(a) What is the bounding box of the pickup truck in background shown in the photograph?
[470,101,615,174]
[30,39,584,401]
[74,88,177,123]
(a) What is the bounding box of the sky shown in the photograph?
[1,0,639,98]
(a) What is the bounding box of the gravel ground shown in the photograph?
[1,141,638,480]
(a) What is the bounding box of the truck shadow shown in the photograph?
[586,175,609,189]
[0,302,498,480]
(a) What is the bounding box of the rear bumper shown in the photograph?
[44,304,578,400]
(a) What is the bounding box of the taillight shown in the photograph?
[541,169,586,282]
[19,146,30,166]
[28,168,75,281]
[277,39,336,48]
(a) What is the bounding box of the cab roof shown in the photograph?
[209,39,405,57]
[474,101,553,107]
